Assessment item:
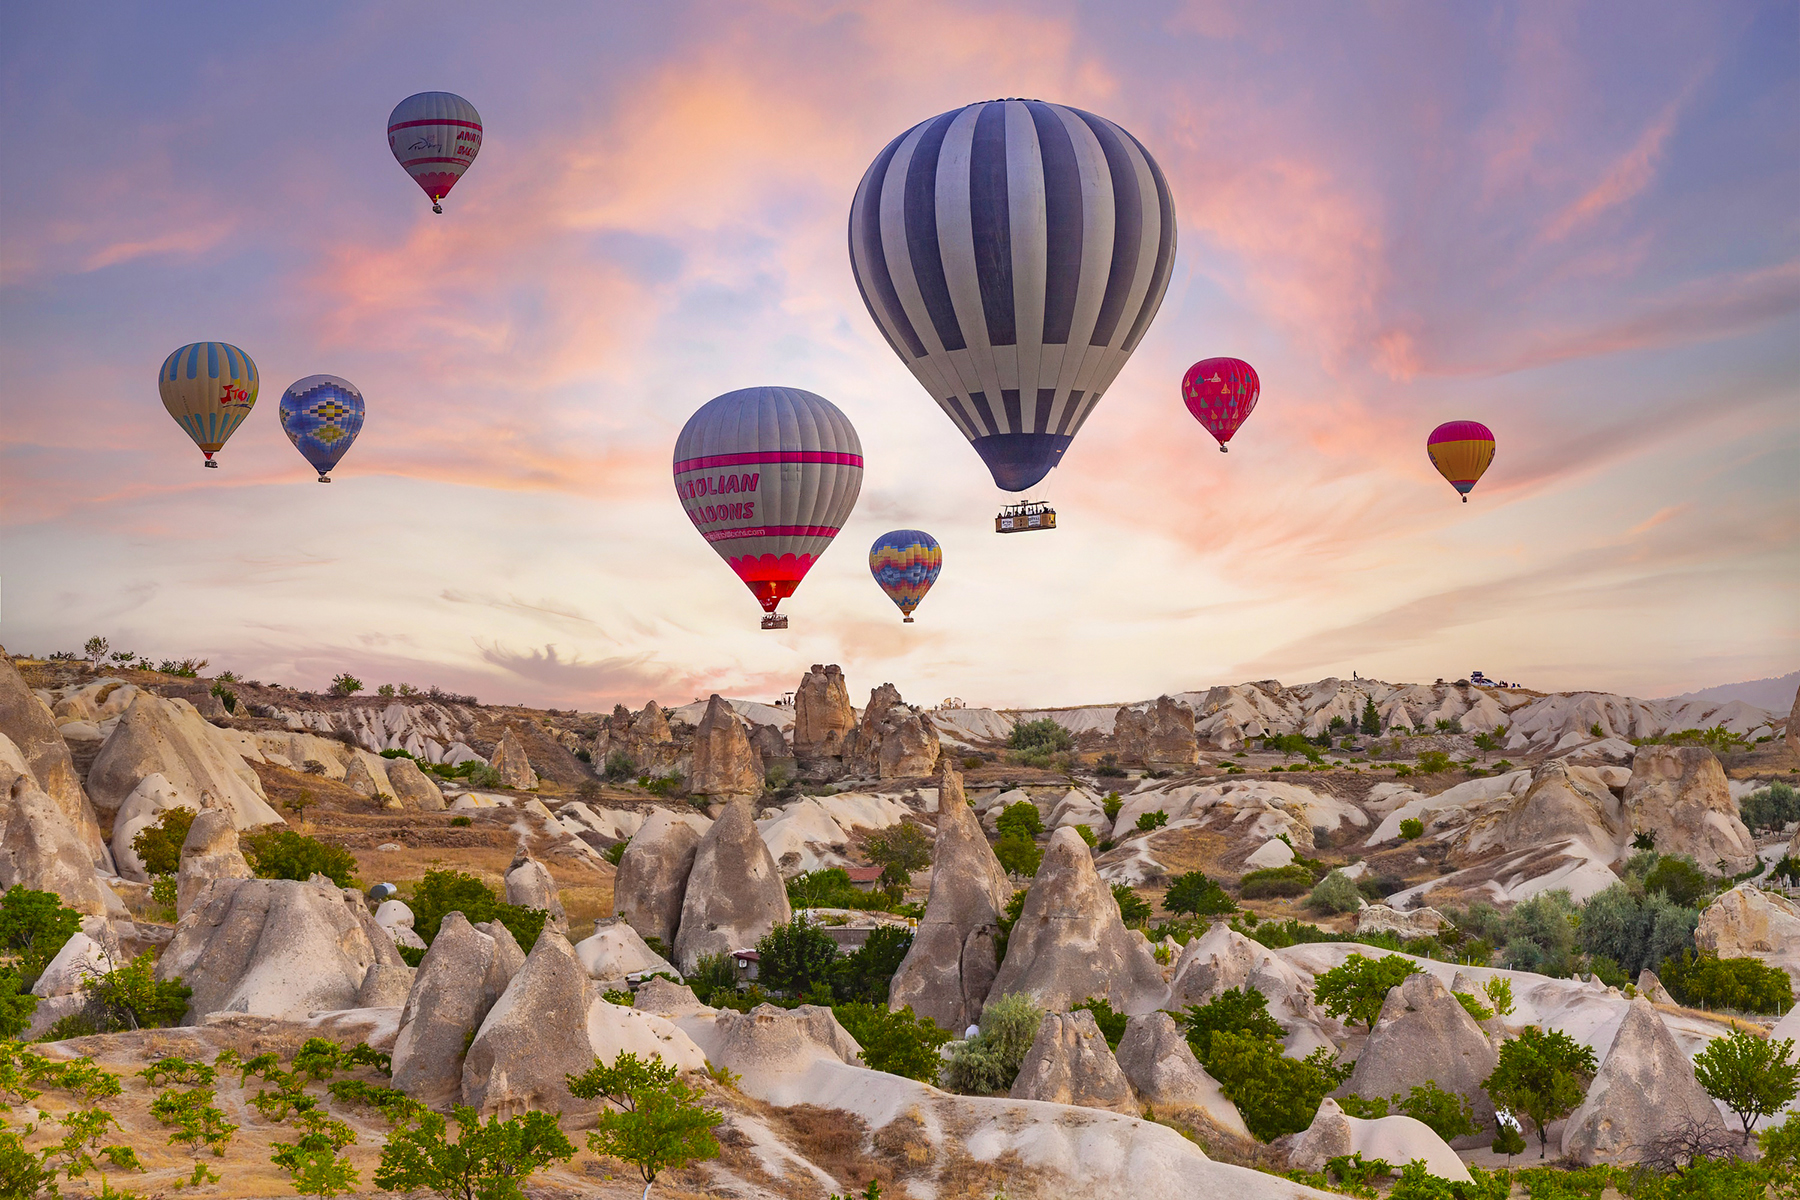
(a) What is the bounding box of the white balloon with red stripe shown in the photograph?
[673,386,863,621]
[387,91,482,213]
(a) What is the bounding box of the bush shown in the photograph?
[995,801,1043,840]
[1134,809,1168,832]
[1101,792,1124,822]
[1497,890,1579,977]
[1177,987,1283,1060]
[829,925,913,1005]
[374,1105,574,1200]
[242,830,359,889]
[684,953,739,1007]
[1392,1080,1481,1141]
[1660,950,1795,1015]
[1308,870,1363,915]
[1453,991,1494,1022]
[601,751,637,783]
[328,673,363,697]
[0,885,82,986]
[1008,718,1074,754]
[1642,855,1711,908]
[1399,817,1425,840]
[994,836,1041,877]
[1434,718,1464,734]
[1163,870,1236,916]
[1415,751,1452,774]
[754,916,839,997]
[832,1003,952,1080]
[1263,733,1323,763]
[0,968,38,1038]
[788,868,886,911]
[1740,781,1799,834]
[1240,865,1314,899]
[85,951,192,1029]
[941,992,1043,1094]
[1576,883,1697,977]
[864,822,932,893]
[131,807,199,877]
[1313,953,1424,1030]
[1071,996,1127,1048]
[449,815,472,827]
[408,869,548,951]
[1206,1032,1348,1141]
[1111,884,1152,926]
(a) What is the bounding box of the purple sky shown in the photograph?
[3,1,1796,710]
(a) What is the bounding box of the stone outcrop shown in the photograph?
[175,808,253,917]
[633,976,707,1017]
[689,695,763,797]
[462,932,603,1122]
[1459,758,1621,863]
[1113,696,1199,768]
[1009,1009,1136,1113]
[1561,996,1727,1164]
[793,664,856,764]
[374,900,426,950]
[1286,1098,1470,1182]
[1635,970,1676,1006]
[613,807,700,949]
[88,692,284,828]
[157,876,405,1023]
[1356,905,1446,939]
[843,684,940,779]
[1167,924,1334,1055]
[889,762,1012,1031]
[1115,1012,1251,1138]
[1343,971,1497,1145]
[987,827,1168,1014]
[1622,745,1756,875]
[1,773,119,917]
[109,774,194,880]
[574,917,678,983]
[672,800,790,971]
[392,912,523,1107]
[384,755,446,810]
[1789,681,1800,762]
[0,649,109,868]
[30,931,113,999]
[599,701,678,775]
[504,850,567,933]
[1695,883,1800,987]
[355,962,416,1008]
[750,723,791,768]
[705,1003,863,1077]
[342,754,381,797]
[488,725,538,790]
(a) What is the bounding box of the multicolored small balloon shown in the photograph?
[158,342,259,468]
[388,92,482,213]
[279,375,365,483]
[869,530,942,623]
[1427,420,1495,502]
[1181,357,1259,452]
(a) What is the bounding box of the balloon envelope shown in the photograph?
[869,530,942,621]
[849,99,1177,492]
[279,375,365,481]
[673,387,863,614]
[1182,357,1259,451]
[1427,420,1495,501]
[158,342,258,465]
[388,92,482,209]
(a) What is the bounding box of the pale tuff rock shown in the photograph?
[844,683,941,779]
[342,754,381,796]
[689,694,764,797]
[988,827,1168,1015]
[30,931,114,999]
[383,754,446,810]
[0,774,119,917]
[88,692,284,829]
[793,663,857,764]
[1787,682,1800,761]
[632,976,708,1017]
[1458,758,1622,865]
[598,701,678,775]
[1622,745,1757,875]
[750,722,790,765]
[574,917,677,983]
[613,806,701,948]
[488,725,538,790]
[1115,1011,1252,1138]
[890,762,1013,1031]
[1243,837,1297,869]
[1009,1009,1137,1113]
[355,962,416,1008]
[1695,883,1800,988]
[1287,1098,1471,1182]
[1113,696,1199,767]
[704,1003,864,1077]
[672,799,790,971]
[175,808,253,918]
[392,912,521,1107]
[504,849,567,934]
[0,648,110,869]
[1168,924,1334,1056]
[109,773,196,882]
[1356,905,1447,939]
[374,899,426,950]
[1561,996,1728,1164]
[1635,970,1677,1007]
[1344,971,1498,1145]
[462,931,604,1121]
[157,876,404,1024]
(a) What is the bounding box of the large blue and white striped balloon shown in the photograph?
[849,100,1177,492]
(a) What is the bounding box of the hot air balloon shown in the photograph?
[674,387,863,629]
[1427,420,1496,502]
[1182,357,1259,452]
[388,92,482,213]
[849,99,1177,513]
[279,375,365,483]
[158,342,258,468]
[869,530,942,623]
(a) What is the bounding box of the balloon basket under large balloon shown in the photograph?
[431,201,443,214]
[1462,495,1468,503]
[903,616,914,624]
[316,474,331,484]
[1220,444,1229,453]
[995,500,1057,534]
[203,459,219,469]
[760,613,789,630]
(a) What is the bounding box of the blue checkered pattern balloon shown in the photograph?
[278,374,365,482]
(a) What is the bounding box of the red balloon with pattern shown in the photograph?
[1181,357,1259,451]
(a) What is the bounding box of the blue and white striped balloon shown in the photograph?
[849,99,1177,493]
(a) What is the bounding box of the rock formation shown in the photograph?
[889,761,1012,1031]
[488,725,538,790]
[342,754,380,797]
[391,912,523,1107]
[1789,681,1800,762]
[633,976,707,1017]
[109,774,194,881]
[175,808,253,917]
[384,755,446,810]
[1695,883,1800,987]
[1287,1098,1471,1182]
[750,723,791,769]
[1460,757,1621,863]
[1115,1012,1251,1138]
[1356,905,1446,939]
[1167,924,1333,1055]
[0,649,109,868]
[1621,745,1756,875]
[843,684,940,779]
[672,800,790,971]
[987,827,1168,1014]
[462,932,604,1122]
[1343,971,1497,1145]
[157,876,405,1023]
[689,695,764,797]
[374,900,426,950]
[504,849,567,933]
[1113,696,1199,768]
[30,931,112,999]
[355,962,415,1008]
[600,701,678,775]
[704,1003,864,1077]
[1562,996,1727,1164]
[574,917,678,983]
[1009,1009,1137,1113]
[0,773,118,917]
[613,807,700,949]
[793,664,856,765]
[88,692,283,828]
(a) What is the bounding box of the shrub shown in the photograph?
[242,830,358,889]
[1740,781,1799,835]
[864,822,933,894]
[1101,791,1124,822]
[995,801,1043,840]
[1206,1032,1348,1141]
[131,807,199,877]
[993,889,1027,964]
[601,751,637,782]
[1660,950,1795,1014]
[1313,953,1424,1030]
[638,770,684,797]
[1071,996,1127,1049]
[408,869,548,951]
[829,925,914,1005]
[787,868,878,911]
[1642,855,1711,908]
[328,673,363,697]
[1435,718,1464,734]
[1073,823,1097,847]
[941,992,1043,1094]
[1497,890,1579,977]
[1111,884,1152,926]
[1454,991,1494,1021]
[448,814,472,827]
[1692,1028,1800,1140]
[601,841,628,866]
[1134,809,1169,832]
[1393,1080,1480,1141]
[374,1105,574,1200]
[84,952,192,1029]
[1399,817,1425,840]
[1163,870,1235,916]
[1263,733,1323,763]
[0,969,37,1038]
[1415,751,1453,774]
[684,954,739,1007]
[1484,1026,1597,1158]
[1576,883,1696,977]
[1239,865,1314,899]
[994,836,1041,877]
[1177,987,1283,1060]
[832,1003,952,1080]
[754,916,839,997]
[961,755,984,770]
[1360,698,1381,735]
[1008,718,1074,753]
[1308,869,1363,915]
[0,885,83,986]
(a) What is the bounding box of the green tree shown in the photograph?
[995,801,1044,841]
[1642,855,1711,908]
[568,1052,720,1199]
[1660,950,1796,1015]
[151,1084,237,1180]
[1483,977,1514,1017]
[1177,987,1284,1060]
[271,1109,360,1199]
[130,808,198,877]
[1007,718,1074,753]
[1691,1029,1800,1142]
[831,1004,952,1080]
[242,830,360,889]
[863,822,932,895]
[0,968,38,1038]
[328,673,364,696]
[408,869,548,950]
[829,925,913,1004]
[1111,884,1152,927]
[1312,954,1424,1031]
[993,836,1041,877]
[1483,1026,1597,1158]
[1163,870,1236,917]
[1576,883,1697,977]
[1392,1080,1480,1142]
[84,951,191,1029]
[375,1106,574,1200]
[1205,1032,1348,1141]
[941,992,1043,1095]
[1308,870,1363,915]
[0,885,82,986]
[1492,1119,1526,1163]
[754,916,839,997]
[1360,698,1381,736]
[1399,817,1425,840]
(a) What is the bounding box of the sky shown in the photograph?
[2,0,1796,712]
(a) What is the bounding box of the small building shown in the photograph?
[844,865,886,893]
[729,949,759,984]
